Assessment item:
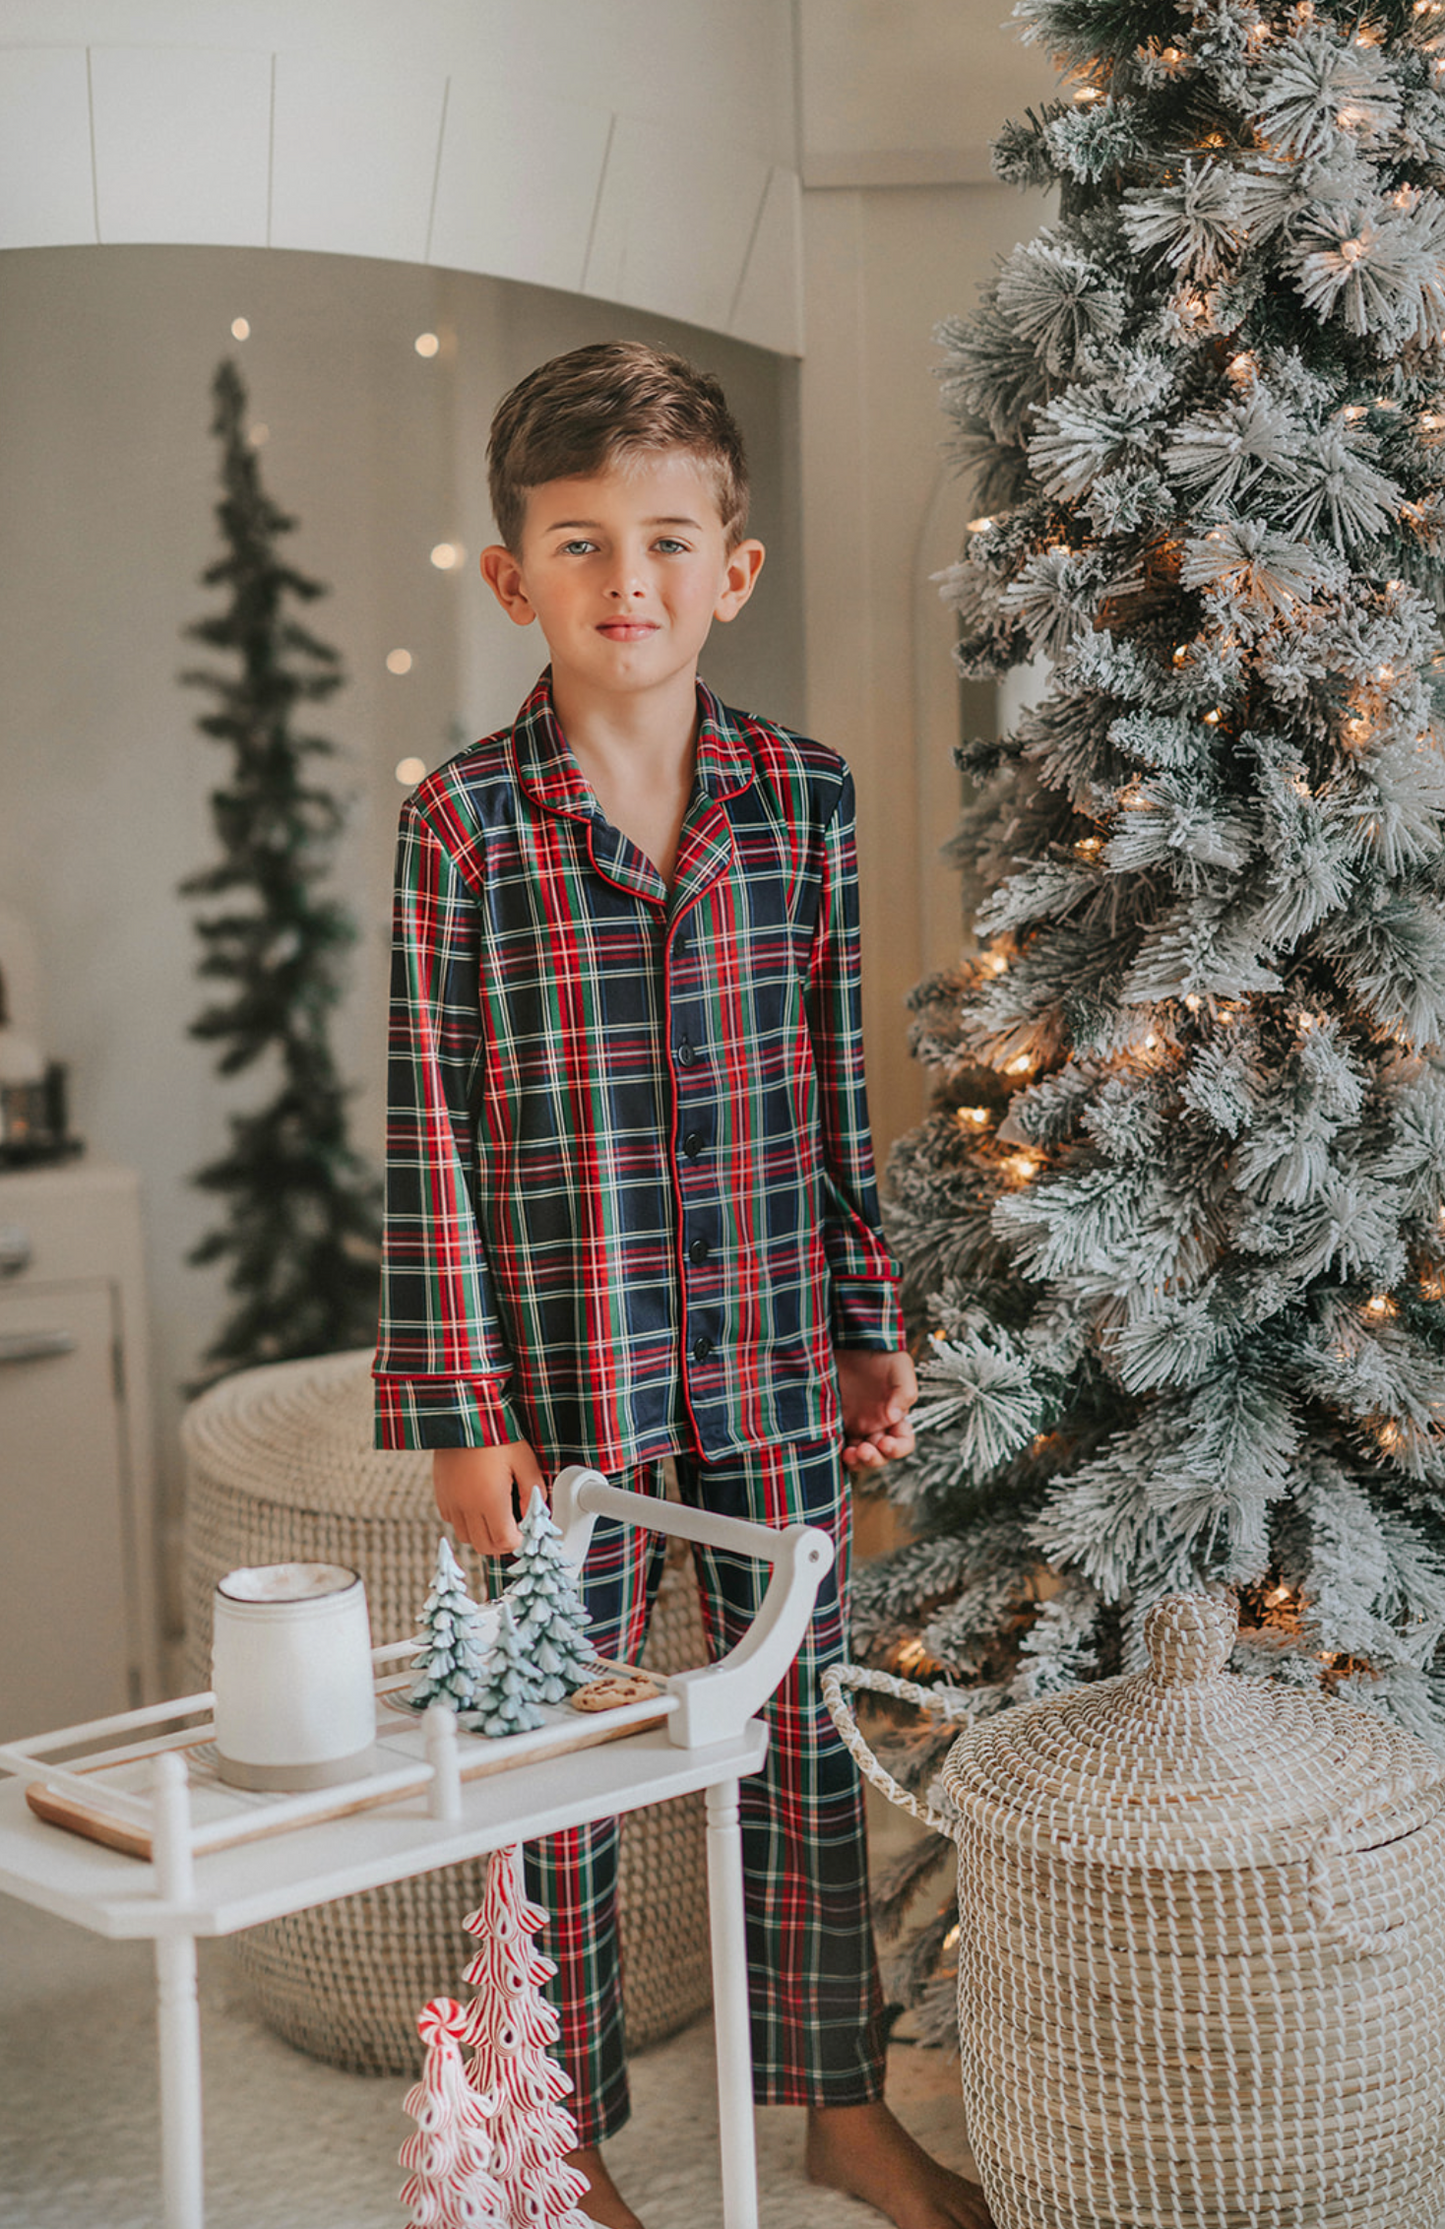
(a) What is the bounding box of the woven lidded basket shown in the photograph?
[828,1593,1445,2229]
[183,1350,711,2073]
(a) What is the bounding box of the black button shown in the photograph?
[692,1336,714,1363]
[676,1041,696,1067]
[682,1131,703,1159]
[689,1236,710,1266]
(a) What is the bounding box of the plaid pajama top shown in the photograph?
[372,670,903,1469]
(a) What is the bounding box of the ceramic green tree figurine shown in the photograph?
[467,1602,545,1738]
[408,1538,489,1713]
[506,1488,596,1703]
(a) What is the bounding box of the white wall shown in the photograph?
[797,0,1065,185]
[794,9,1057,1153]
[0,243,801,1608]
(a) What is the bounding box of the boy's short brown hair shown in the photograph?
[487,340,749,552]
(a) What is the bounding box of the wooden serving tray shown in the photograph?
[25,1675,672,1862]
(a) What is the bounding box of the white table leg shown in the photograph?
[154,1933,205,2229]
[705,1776,759,2229]
[150,1753,204,2229]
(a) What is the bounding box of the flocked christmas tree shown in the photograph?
[861,0,1445,2025]
[181,358,380,1382]
[409,1539,490,1713]
[506,1489,597,1703]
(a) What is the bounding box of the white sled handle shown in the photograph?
[820,1661,970,1840]
[550,1465,834,1750]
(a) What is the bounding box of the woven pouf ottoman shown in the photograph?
[182,1348,712,2074]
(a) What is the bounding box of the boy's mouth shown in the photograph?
[596,620,660,640]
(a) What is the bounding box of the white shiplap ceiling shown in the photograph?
[0,2,1062,350]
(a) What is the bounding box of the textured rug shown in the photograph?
[0,1898,978,2228]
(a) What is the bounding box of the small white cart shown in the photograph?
[0,1468,834,2229]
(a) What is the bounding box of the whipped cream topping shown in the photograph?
[217,1560,359,1603]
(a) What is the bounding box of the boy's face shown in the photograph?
[480,452,764,707]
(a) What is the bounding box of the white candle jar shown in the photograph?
[212,1562,376,1790]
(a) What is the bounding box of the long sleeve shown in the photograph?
[805,770,906,1352]
[373,798,524,1448]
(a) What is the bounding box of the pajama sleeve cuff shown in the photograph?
[830,1278,907,1353]
[373,1374,526,1450]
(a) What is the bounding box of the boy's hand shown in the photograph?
[836,1347,918,1474]
[433,1442,544,1556]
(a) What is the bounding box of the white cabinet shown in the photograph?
[0,1160,158,1736]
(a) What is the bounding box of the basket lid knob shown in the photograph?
[1144,1594,1237,1686]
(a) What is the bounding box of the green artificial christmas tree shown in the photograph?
[181,358,380,1382]
[862,0,1445,2029]
[506,1487,597,1703]
[408,1538,489,1712]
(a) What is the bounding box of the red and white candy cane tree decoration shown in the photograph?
[461,1847,595,2229]
[398,1997,508,2229]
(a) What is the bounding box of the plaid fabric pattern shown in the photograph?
[373,670,903,1468]
[488,1439,886,2141]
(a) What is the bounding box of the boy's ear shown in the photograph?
[480,544,537,627]
[713,538,765,625]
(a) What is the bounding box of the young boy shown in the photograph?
[374,341,990,2229]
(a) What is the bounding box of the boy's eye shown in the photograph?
[559,539,597,556]
[653,537,689,555]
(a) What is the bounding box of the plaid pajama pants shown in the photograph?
[490,1436,886,2143]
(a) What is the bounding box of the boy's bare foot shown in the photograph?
[565,2143,644,2229]
[806,2101,995,2229]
